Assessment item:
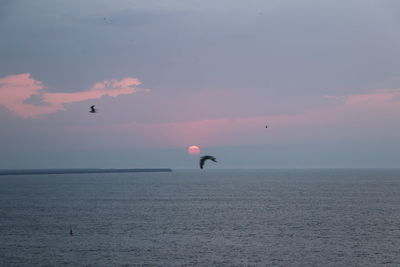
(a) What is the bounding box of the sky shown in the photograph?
[1,0,400,169]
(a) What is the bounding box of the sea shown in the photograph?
[1,169,400,266]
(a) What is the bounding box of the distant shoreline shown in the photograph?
[0,168,172,176]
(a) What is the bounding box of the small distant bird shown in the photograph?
[200,155,217,169]
[69,225,73,236]
[265,124,268,128]
[89,105,97,113]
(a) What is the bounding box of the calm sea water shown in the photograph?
[1,169,400,266]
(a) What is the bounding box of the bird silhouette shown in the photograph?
[89,105,97,113]
[200,155,217,169]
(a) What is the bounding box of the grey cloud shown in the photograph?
[82,9,186,28]
[2,0,400,96]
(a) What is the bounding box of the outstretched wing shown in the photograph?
[199,156,207,169]
[199,155,217,169]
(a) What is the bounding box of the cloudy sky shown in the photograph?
[1,0,400,169]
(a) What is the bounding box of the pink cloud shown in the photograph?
[325,89,400,108]
[0,73,56,117]
[92,88,400,148]
[343,89,400,108]
[0,74,145,117]
[8,82,398,149]
[44,77,143,105]
[87,114,309,148]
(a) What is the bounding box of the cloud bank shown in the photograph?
[0,73,145,117]
[88,87,400,148]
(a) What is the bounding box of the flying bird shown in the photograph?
[89,105,97,113]
[200,155,217,169]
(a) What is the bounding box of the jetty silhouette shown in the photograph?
[0,168,172,176]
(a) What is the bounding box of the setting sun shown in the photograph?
[187,145,201,155]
